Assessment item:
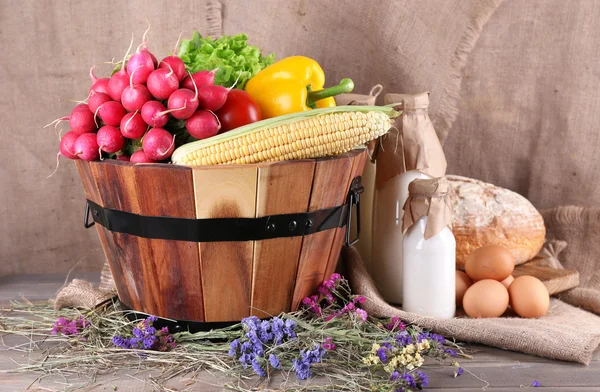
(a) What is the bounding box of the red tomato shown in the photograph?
[216,89,262,133]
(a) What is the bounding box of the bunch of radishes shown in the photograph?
[52,31,229,164]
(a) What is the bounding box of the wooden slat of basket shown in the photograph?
[291,155,358,310]
[250,160,316,318]
[133,164,204,321]
[88,162,147,313]
[76,161,130,304]
[323,151,368,281]
[193,166,257,322]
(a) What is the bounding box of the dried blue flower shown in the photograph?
[292,357,312,380]
[415,370,429,388]
[395,331,412,346]
[377,347,388,363]
[239,353,253,368]
[143,336,156,349]
[112,336,130,349]
[456,367,464,377]
[400,373,416,388]
[532,380,540,387]
[253,341,265,357]
[390,370,399,381]
[430,333,446,344]
[132,327,144,339]
[228,339,240,357]
[445,348,457,357]
[240,341,252,353]
[268,353,281,369]
[251,358,266,377]
[284,319,297,339]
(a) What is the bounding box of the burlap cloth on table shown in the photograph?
[344,245,600,365]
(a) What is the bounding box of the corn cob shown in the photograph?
[171,106,399,166]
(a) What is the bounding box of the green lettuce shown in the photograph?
[177,32,275,89]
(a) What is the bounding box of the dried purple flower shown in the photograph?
[390,370,400,381]
[532,380,541,387]
[455,367,464,377]
[395,331,412,346]
[112,315,175,352]
[400,373,417,388]
[356,308,368,322]
[251,358,266,377]
[415,370,429,388]
[385,316,406,332]
[321,337,336,351]
[228,339,240,357]
[51,316,90,336]
[377,347,388,363]
[445,348,457,357]
[268,353,281,369]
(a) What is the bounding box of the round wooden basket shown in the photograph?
[75,149,367,324]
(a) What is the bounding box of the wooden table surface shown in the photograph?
[1,274,599,392]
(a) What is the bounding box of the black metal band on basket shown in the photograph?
[84,176,364,245]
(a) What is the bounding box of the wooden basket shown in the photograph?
[75,149,367,323]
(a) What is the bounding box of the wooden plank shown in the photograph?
[513,264,580,295]
[133,164,204,321]
[322,150,368,282]
[77,161,137,314]
[251,160,316,317]
[291,154,357,310]
[193,166,257,322]
[90,161,149,314]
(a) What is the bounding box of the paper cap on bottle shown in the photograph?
[402,177,454,239]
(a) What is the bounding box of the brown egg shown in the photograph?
[500,275,514,289]
[508,276,550,318]
[465,245,515,282]
[456,270,473,307]
[463,279,509,318]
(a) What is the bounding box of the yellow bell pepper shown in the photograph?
[244,56,354,119]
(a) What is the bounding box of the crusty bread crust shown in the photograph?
[448,175,546,269]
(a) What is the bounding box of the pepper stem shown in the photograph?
[307,78,354,108]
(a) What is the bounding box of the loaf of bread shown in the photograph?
[447,175,545,269]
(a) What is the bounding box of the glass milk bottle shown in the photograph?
[371,170,428,304]
[402,177,455,319]
[370,92,446,305]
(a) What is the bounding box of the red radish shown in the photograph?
[96,101,126,127]
[47,131,80,178]
[69,104,97,135]
[197,85,229,111]
[168,89,198,119]
[60,131,80,160]
[74,133,100,161]
[186,110,220,140]
[130,150,156,163]
[168,73,199,119]
[121,68,152,112]
[141,100,168,127]
[142,128,175,160]
[97,125,125,153]
[116,154,130,161]
[88,92,111,114]
[147,64,179,100]
[120,111,147,139]
[127,24,156,84]
[182,69,217,90]
[158,34,186,81]
[89,64,109,95]
[107,35,134,101]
